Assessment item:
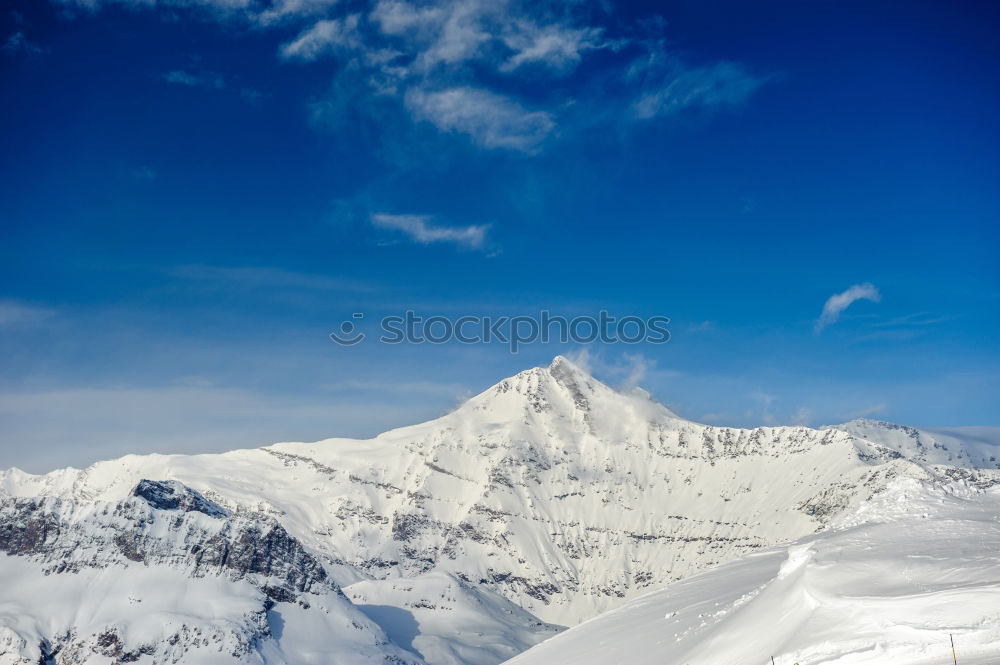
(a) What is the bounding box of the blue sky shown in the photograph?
[1,0,998,472]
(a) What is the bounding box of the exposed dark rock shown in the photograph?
[131,480,229,518]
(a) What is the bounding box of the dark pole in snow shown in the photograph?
[951,634,958,665]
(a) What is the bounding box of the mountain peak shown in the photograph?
[451,354,687,433]
[547,354,576,371]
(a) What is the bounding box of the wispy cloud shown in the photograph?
[255,0,341,26]
[499,21,605,73]
[631,58,771,120]
[3,31,46,56]
[872,312,951,328]
[55,0,773,155]
[371,0,491,71]
[279,15,361,61]
[163,69,225,89]
[371,213,489,249]
[405,86,555,152]
[815,282,881,332]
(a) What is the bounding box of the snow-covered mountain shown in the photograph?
[507,478,1000,665]
[2,356,998,664]
[0,479,419,665]
[828,418,1000,470]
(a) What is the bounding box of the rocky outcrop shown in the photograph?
[0,480,332,599]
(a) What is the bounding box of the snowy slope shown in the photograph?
[1,357,998,664]
[345,571,561,665]
[829,419,1000,470]
[0,480,419,665]
[507,478,1000,665]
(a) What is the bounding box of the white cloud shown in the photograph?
[53,0,772,155]
[370,0,494,71]
[279,14,360,61]
[370,0,444,35]
[816,282,882,332]
[369,0,604,75]
[632,59,770,120]
[500,21,603,72]
[417,0,492,68]
[254,0,340,26]
[405,86,555,152]
[371,213,489,249]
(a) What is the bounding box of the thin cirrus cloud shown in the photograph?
[163,69,225,89]
[631,59,772,120]
[815,283,882,332]
[3,31,47,56]
[499,22,605,73]
[279,15,361,60]
[255,0,341,26]
[404,86,555,153]
[371,213,489,250]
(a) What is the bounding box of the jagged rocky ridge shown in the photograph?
[0,480,419,665]
[0,479,328,597]
[2,357,999,664]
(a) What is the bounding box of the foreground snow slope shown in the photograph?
[507,479,1000,665]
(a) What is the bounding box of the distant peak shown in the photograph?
[131,479,229,518]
